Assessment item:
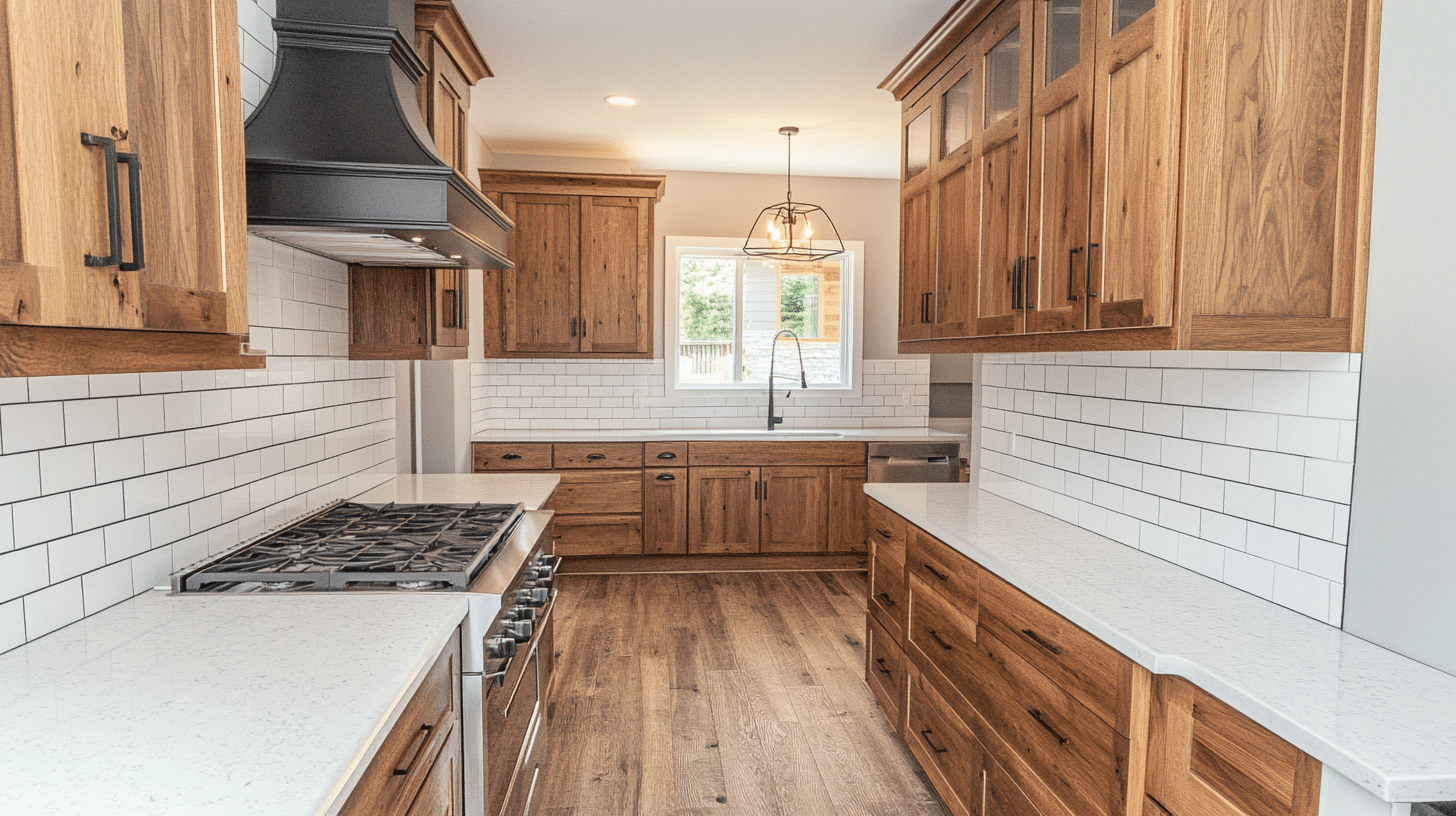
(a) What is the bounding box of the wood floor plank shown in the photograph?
[704,668,833,816]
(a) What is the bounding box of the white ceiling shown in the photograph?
[452,0,952,180]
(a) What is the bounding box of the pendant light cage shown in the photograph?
[743,126,846,263]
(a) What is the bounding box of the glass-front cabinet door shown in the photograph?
[1088,0,1178,331]
[898,102,936,342]
[1025,0,1096,335]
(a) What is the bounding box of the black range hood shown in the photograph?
[244,0,512,269]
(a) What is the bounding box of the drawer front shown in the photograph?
[473,442,552,471]
[867,500,907,563]
[865,613,906,734]
[907,573,978,690]
[979,570,1135,734]
[403,723,461,816]
[907,528,978,614]
[552,513,643,556]
[1146,675,1321,816]
[688,440,866,466]
[906,666,981,816]
[553,442,643,468]
[545,470,642,514]
[957,628,1127,816]
[341,632,461,816]
[869,545,907,642]
[644,441,688,466]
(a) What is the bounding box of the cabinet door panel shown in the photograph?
[580,196,651,354]
[1090,3,1179,331]
[688,467,759,553]
[934,163,976,338]
[759,466,827,553]
[503,194,579,354]
[899,185,936,341]
[643,468,688,554]
[906,666,980,816]
[826,466,868,553]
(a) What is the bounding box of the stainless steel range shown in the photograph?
[171,500,557,816]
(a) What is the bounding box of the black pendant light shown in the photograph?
[743,126,845,263]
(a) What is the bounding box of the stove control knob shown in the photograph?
[486,636,517,659]
[527,566,552,581]
[503,618,533,642]
[520,587,551,607]
[528,574,554,590]
[510,605,537,622]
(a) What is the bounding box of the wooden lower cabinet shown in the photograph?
[866,612,908,736]
[827,466,869,553]
[687,466,759,553]
[760,466,828,553]
[642,468,687,554]
[1146,675,1320,816]
[340,631,462,816]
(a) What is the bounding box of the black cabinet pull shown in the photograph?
[569,317,577,337]
[1010,256,1023,310]
[81,133,123,268]
[1086,242,1100,298]
[927,629,953,651]
[392,723,434,775]
[1020,628,1063,655]
[876,592,897,608]
[1067,246,1083,302]
[656,451,677,459]
[655,473,675,481]
[116,150,144,271]
[874,657,893,676]
[761,480,768,500]
[502,453,522,460]
[587,453,606,461]
[923,563,949,581]
[919,729,949,754]
[921,291,932,324]
[1028,708,1069,745]
[754,481,760,500]
[875,527,893,539]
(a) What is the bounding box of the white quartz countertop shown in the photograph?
[471,426,964,443]
[352,473,560,508]
[866,483,1456,803]
[0,590,468,816]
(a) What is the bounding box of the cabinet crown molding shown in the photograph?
[414,0,491,84]
[879,0,999,101]
[476,170,667,201]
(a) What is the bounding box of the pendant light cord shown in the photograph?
[785,130,793,204]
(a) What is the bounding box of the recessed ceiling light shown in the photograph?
[604,95,637,107]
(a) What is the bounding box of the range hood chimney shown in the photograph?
[244,0,512,268]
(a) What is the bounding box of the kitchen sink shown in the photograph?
[699,429,845,438]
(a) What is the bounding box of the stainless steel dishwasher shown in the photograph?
[867,441,960,482]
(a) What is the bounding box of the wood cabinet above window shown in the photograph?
[477,170,666,359]
[0,0,261,376]
[414,1,491,176]
[885,0,1380,354]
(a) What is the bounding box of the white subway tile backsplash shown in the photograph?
[0,599,23,652]
[0,453,42,505]
[70,483,126,533]
[12,494,72,549]
[22,579,84,639]
[130,546,174,592]
[81,562,133,616]
[39,445,97,494]
[116,395,166,438]
[0,546,50,604]
[48,530,106,582]
[980,352,1358,626]
[2,402,66,453]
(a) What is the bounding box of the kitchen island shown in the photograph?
[868,482,1456,810]
[0,473,559,816]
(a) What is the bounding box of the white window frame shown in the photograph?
[665,235,865,398]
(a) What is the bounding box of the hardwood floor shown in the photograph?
[535,571,948,816]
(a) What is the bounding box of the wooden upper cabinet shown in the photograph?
[883,0,1380,353]
[414,1,491,176]
[478,171,665,359]
[0,0,260,376]
[349,266,468,360]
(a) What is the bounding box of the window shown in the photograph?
[667,236,862,392]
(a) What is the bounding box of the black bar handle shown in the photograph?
[874,657,893,676]
[1028,708,1069,745]
[502,453,522,460]
[81,133,123,268]
[570,317,577,337]
[587,453,606,461]
[919,729,949,754]
[927,629,953,651]
[117,150,145,271]
[875,527,893,540]
[1086,242,1100,298]
[1011,256,1024,310]
[655,473,676,481]
[1020,628,1063,655]
[754,481,760,500]
[923,563,949,581]
[392,723,435,775]
[1067,246,1083,302]
[656,451,677,460]
[876,592,897,608]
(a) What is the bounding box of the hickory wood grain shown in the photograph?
[534,572,948,816]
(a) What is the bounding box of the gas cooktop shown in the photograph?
[173,501,524,593]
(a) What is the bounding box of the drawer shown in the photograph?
[644,441,688,466]
[867,500,907,563]
[473,442,552,471]
[979,569,1140,734]
[956,628,1128,816]
[545,470,642,514]
[907,528,978,615]
[340,632,460,816]
[906,666,981,816]
[553,442,643,468]
[1146,675,1321,816]
[688,440,866,466]
[865,613,907,735]
[552,513,643,556]
[906,573,978,691]
[869,545,906,642]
